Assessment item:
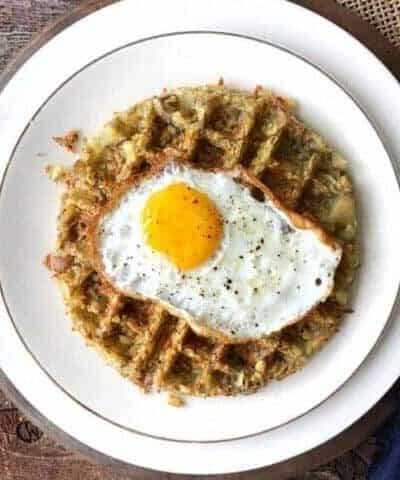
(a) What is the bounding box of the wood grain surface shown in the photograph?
[0,1,399,479]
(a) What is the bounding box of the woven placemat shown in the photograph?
[0,1,399,479]
[337,0,400,47]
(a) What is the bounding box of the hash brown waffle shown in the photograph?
[46,83,359,397]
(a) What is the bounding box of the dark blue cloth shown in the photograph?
[369,383,400,480]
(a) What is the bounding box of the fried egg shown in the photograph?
[95,161,342,341]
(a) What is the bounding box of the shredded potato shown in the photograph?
[46,84,359,397]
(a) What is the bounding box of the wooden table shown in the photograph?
[1,1,400,478]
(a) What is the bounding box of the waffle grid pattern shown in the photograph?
[48,85,359,397]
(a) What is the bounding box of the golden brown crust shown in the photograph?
[43,253,73,274]
[53,129,80,153]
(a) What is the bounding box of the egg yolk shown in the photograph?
[141,183,223,271]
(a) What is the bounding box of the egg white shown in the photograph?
[98,162,342,340]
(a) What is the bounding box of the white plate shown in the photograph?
[1,0,400,475]
[1,29,396,443]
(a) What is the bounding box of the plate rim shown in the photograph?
[1,0,400,475]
